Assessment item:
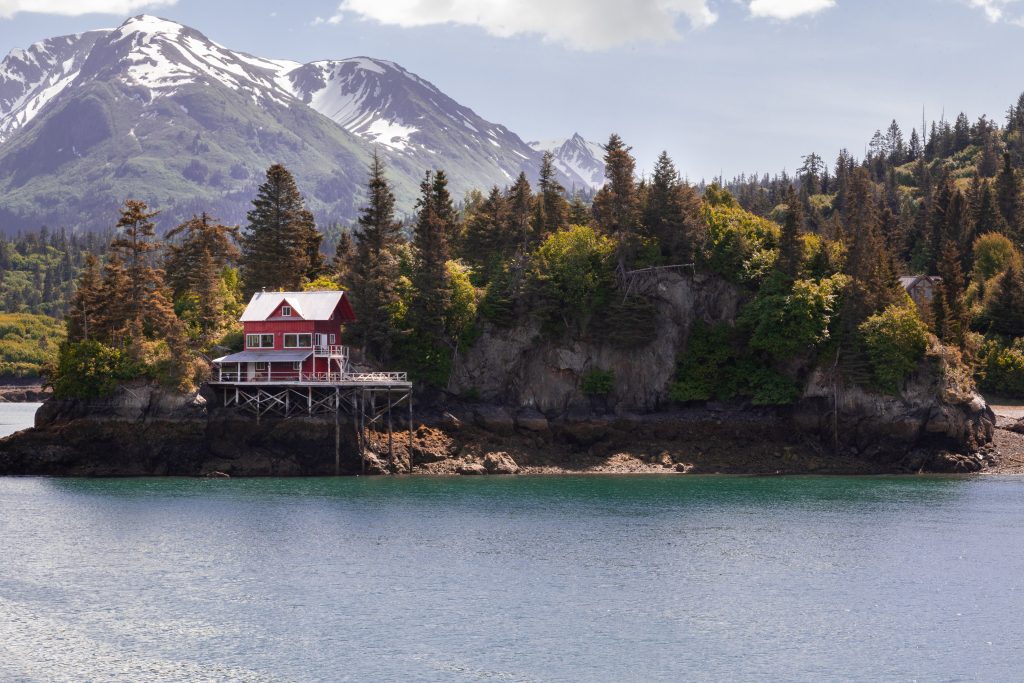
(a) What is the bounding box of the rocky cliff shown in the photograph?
[451,271,995,472]
[0,272,998,476]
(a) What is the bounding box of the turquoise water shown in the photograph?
[2,474,1024,681]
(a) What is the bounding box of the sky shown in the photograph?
[0,0,1022,180]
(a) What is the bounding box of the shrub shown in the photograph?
[977,337,1024,397]
[973,233,1020,282]
[858,304,929,393]
[530,225,615,332]
[49,340,140,399]
[700,202,780,285]
[581,369,614,396]
[741,274,849,361]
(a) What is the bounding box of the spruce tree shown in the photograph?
[843,169,900,324]
[409,170,456,381]
[101,200,180,344]
[241,164,323,295]
[349,152,404,362]
[934,240,966,346]
[537,151,568,237]
[333,230,355,285]
[505,172,534,251]
[778,184,804,279]
[67,253,103,342]
[642,151,703,264]
[164,212,240,301]
[462,186,510,283]
[985,258,1024,337]
[996,153,1023,241]
[592,133,641,271]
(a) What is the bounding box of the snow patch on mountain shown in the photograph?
[530,133,606,190]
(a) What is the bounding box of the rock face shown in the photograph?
[450,272,740,415]
[0,381,375,476]
[797,350,995,472]
[450,271,995,469]
[0,273,997,476]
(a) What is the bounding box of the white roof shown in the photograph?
[240,291,345,322]
[213,350,313,364]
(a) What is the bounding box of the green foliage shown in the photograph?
[530,225,615,332]
[669,322,735,402]
[700,201,780,285]
[972,232,1021,282]
[740,274,849,361]
[977,337,1024,397]
[0,313,65,378]
[858,304,930,393]
[49,340,140,399]
[581,369,614,396]
[669,322,800,405]
[445,260,480,351]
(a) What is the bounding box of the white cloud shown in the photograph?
[747,0,836,20]
[964,0,1024,23]
[0,0,176,19]
[333,0,717,51]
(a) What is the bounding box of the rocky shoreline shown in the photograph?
[0,384,50,403]
[0,379,999,477]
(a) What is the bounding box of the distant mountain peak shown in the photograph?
[0,16,598,231]
[529,133,605,190]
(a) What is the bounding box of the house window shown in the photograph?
[292,361,302,371]
[255,362,268,372]
[246,334,274,348]
[329,334,336,345]
[283,333,312,348]
[281,305,292,317]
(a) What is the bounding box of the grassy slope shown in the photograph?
[0,312,64,378]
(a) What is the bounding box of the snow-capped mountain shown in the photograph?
[0,30,107,142]
[0,15,595,232]
[529,134,606,191]
[285,57,549,194]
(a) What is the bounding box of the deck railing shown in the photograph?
[215,369,408,384]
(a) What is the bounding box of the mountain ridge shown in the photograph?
[0,15,604,233]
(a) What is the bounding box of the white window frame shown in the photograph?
[292,361,302,371]
[329,334,336,345]
[246,334,274,349]
[283,333,312,349]
[281,305,292,317]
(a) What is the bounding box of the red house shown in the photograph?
[213,290,356,383]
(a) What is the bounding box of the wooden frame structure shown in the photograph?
[211,373,415,475]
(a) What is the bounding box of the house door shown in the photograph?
[247,362,256,381]
[315,333,328,350]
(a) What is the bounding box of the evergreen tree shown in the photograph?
[536,151,568,237]
[164,212,240,301]
[642,151,703,264]
[349,152,405,362]
[100,200,180,344]
[462,186,510,283]
[985,258,1024,337]
[505,172,535,251]
[568,192,592,226]
[777,184,804,279]
[933,240,966,346]
[972,179,1007,236]
[592,133,642,271]
[240,164,323,295]
[843,169,900,323]
[996,152,1023,240]
[408,170,456,381]
[332,230,356,285]
[66,253,102,342]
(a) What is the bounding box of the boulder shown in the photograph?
[458,462,486,475]
[515,409,549,433]
[483,451,519,474]
[473,405,515,435]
